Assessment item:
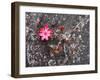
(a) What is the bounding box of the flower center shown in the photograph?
[44,32,47,35]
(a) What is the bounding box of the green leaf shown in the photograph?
[49,38,59,45]
[45,18,49,21]
[34,16,38,20]
[61,22,64,25]
[37,25,41,28]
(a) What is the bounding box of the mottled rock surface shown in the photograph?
[26,12,90,67]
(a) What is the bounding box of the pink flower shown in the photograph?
[39,24,53,40]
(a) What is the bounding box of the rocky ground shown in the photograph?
[25,12,90,67]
